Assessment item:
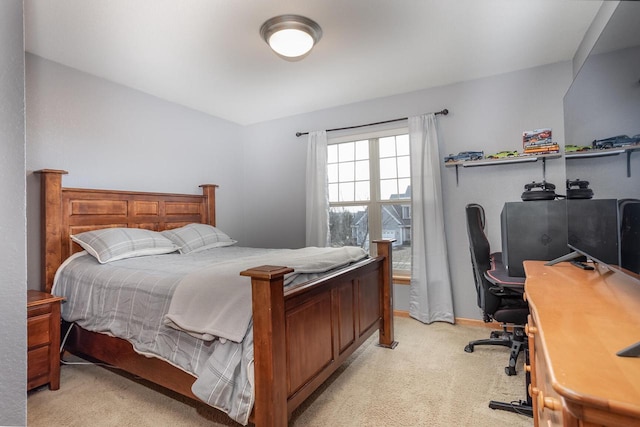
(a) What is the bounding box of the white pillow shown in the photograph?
[162,223,237,254]
[71,228,179,264]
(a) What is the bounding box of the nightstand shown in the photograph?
[27,290,64,391]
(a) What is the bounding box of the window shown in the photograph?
[327,130,411,276]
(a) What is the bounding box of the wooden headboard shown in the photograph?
[37,169,218,293]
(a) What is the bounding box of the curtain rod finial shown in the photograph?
[439,109,449,116]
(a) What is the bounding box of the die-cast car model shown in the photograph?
[486,150,518,159]
[443,151,484,163]
[564,144,591,153]
[592,135,640,149]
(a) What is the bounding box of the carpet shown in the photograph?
[27,317,532,426]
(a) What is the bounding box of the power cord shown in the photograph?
[59,322,117,369]
[509,400,534,417]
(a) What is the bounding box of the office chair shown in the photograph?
[464,203,529,376]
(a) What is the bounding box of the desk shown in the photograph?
[524,261,640,427]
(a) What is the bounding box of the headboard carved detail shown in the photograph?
[36,169,218,293]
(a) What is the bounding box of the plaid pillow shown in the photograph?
[162,223,236,254]
[71,228,179,263]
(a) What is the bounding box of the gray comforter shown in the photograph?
[165,246,369,342]
[52,245,367,425]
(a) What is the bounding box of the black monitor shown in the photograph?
[547,198,640,277]
[620,200,640,275]
[567,199,620,267]
[544,199,618,268]
[545,198,640,356]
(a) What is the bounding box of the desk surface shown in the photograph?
[524,261,640,419]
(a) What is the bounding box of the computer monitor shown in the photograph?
[620,200,640,275]
[567,199,620,266]
[545,198,640,277]
[546,198,640,357]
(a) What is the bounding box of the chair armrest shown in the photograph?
[484,271,525,295]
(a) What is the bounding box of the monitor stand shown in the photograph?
[617,341,640,357]
[546,251,595,270]
[569,259,595,271]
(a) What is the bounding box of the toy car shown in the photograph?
[443,151,484,163]
[592,135,639,149]
[487,150,518,159]
[564,144,591,153]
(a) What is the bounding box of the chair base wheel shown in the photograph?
[464,344,474,353]
[490,330,503,339]
[505,366,517,376]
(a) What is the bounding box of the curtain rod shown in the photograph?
[295,108,449,137]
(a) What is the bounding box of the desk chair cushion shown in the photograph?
[494,306,529,325]
[487,253,528,324]
[486,253,526,286]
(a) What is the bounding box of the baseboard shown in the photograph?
[392,311,498,329]
[454,317,497,329]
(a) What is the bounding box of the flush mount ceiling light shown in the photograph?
[260,14,322,61]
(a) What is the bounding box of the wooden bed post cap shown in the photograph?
[240,265,294,280]
[35,169,68,175]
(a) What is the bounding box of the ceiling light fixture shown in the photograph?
[260,14,322,61]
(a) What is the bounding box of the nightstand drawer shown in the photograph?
[28,303,52,318]
[28,346,50,381]
[28,315,52,348]
[27,290,64,391]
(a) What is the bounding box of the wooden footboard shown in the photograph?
[242,240,396,426]
[37,169,396,426]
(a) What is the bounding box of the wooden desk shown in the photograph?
[524,261,640,427]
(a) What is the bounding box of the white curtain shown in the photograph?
[408,114,454,323]
[305,130,330,247]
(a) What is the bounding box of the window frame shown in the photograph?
[328,127,411,279]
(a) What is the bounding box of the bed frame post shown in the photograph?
[374,240,398,349]
[240,265,294,427]
[199,184,218,226]
[36,169,68,293]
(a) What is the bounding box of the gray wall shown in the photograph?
[26,54,247,288]
[571,1,619,77]
[564,46,640,200]
[26,54,573,321]
[241,61,572,318]
[0,1,27,425]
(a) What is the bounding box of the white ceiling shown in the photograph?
[24,0,602,126]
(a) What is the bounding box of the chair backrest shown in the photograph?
[465,203,501,316]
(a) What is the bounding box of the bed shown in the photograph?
[37,169,397,426]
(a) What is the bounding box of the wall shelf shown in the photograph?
[445,153,561,185]
[564,148,624,159]
[565,145,640,177]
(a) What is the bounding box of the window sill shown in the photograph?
[393,274,410,285]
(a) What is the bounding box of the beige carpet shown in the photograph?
[28,317,532,426]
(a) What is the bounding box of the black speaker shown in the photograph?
[521,181,556,201]
[566,179,594,199]
[501,200,570,277]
